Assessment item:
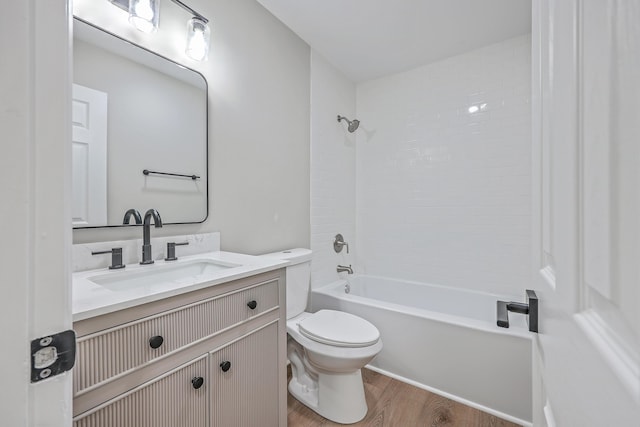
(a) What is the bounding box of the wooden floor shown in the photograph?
[287,368,521,427]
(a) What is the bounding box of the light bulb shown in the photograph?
[129,0,159,33]
[186,17,210,61]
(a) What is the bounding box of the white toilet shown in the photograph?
[262,248,383,424]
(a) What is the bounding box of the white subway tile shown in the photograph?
[355,35,532,296]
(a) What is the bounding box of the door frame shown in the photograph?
[0,0,73,425]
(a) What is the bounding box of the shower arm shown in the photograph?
[337,114,360,132]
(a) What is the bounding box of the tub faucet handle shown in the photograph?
[334,234,349,254]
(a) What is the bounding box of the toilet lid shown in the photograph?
[298,310,380,348]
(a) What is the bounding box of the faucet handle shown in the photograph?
[92,248,125,270]
[334,234,350,254]
[165,241,189,261]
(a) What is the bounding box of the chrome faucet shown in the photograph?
[337,264,353,274]
[122,208,142,225]
[140,209,162,265]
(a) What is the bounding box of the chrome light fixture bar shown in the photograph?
[108,0,210,61]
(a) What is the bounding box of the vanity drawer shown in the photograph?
[74,279,278,394]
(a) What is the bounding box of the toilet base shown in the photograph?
[289,369,368,424]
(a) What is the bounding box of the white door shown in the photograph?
[531,1,640,425]
[72,83,108,226]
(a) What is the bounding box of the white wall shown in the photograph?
[73,0,310,255]
[355,35,532,297]
[310,51,357,289]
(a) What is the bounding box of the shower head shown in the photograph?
[337,115,360,133]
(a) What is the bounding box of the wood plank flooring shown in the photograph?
[287,368,521,427]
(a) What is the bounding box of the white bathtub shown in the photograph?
[312,275,532,426]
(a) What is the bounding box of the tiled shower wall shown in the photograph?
[355,35,532,297]
[310,51,357,289]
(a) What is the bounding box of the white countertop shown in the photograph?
[72,251,288,322]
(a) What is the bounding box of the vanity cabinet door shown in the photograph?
[210,322,280,427]
[73,355,208,427]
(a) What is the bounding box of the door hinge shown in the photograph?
[30,330,76,383]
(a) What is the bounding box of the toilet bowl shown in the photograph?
[261,249,383,424]
[287,311,383,423]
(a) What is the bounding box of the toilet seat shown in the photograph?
[287,312,382,362]
[298,310,380,348]
[287,312,383,374]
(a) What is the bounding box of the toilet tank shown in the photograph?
[260,248,312,319]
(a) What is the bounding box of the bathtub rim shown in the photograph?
[313,275,532,340]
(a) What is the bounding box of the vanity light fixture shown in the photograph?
[129,0,159,33]
[109,0,211,61]
[185,16,210,61]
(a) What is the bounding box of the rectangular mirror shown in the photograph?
[72,17,208,228]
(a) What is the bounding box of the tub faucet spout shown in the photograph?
[337,264,353,274]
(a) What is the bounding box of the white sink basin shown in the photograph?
[88,259,241,292]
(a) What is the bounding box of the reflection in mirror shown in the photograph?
[72,17,208,228]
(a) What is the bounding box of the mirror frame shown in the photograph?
[72,17,209,229]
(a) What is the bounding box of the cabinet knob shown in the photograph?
[191,376,204,389]
[220,361,231,372]
[149,335,164,349]
[247,300,257,310]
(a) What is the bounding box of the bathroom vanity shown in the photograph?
[71,251,287,427]
[69,10,290,425]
